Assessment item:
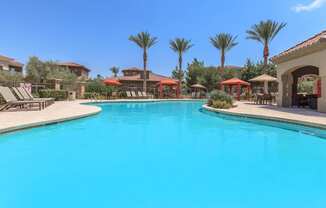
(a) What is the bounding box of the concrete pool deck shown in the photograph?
[203,101,326,129]
[0,100,101,134]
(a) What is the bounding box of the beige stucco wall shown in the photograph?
[276,49,326,112]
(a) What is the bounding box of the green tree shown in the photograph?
[47,63,77,80]
[185,59,205,88]
[25,56,47,83]
[246,20,286,66]
[222,66,242,80]
[256,60,277,77]
[240,59,277,81]
[171,66,184,81]
[25,57,78,90]
[185,59,222,92]
[240,59,261,81]
[197,67,222,92]
[169,38,193,86]
[0,71,23,84]
[210,33,238,73]
[110,66,119,77]
[86,78,113,98]
[129,32,158,92]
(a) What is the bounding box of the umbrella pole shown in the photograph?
[264,81,268,94]
[237,84,240,101]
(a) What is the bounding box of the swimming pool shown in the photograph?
[1,101,326,208]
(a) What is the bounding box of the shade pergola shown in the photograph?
[157,79,180,98]
[249,74,277,93]
[221,78,250,101]
[103,79,122,86]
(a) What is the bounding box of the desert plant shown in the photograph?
[210,100,233,109]
[208,90,233,109]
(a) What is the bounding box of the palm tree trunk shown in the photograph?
[143,49,147,92]
[178,53,182,74]
[220,50,225,74]
[178,53,183,94]
[263,43,269,66]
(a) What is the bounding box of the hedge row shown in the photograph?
[39,90,68,101]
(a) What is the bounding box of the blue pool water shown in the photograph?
[1,101,326,208]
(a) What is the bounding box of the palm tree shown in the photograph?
[246,20,286,66]
[110,66,119,77]
[210,33,238,73]
[169,38,193,89]
[129,32,158,92]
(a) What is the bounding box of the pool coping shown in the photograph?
[84,98,206,104]
[0,99,205,134]
[202,104,326,130]
[1,99,325,135]
[0,105,102,134]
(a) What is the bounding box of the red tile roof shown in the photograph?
[271,30,326,63]
[116,71,176,82]
[58,62,90,72]
[0,55,24,67]
[122,67,149,72]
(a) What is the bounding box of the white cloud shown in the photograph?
[293,0,326,12]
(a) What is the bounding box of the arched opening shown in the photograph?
[291,66,319,109]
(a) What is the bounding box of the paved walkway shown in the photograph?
[0,100,101,134]
[204,101,326,129]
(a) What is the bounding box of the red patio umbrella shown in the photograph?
[103,79,122,86]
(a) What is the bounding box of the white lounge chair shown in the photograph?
[16,87,54,107]
[126,91,132,98]
[131,91,138,98]
[0,86,44,111]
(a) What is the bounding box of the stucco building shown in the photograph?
[115,67,177,93]
[271,30,326,112]
[0,55,24,74]
[58,62,90,79]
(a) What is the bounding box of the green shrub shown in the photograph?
[86,82,112,93]
[39,89,68,101]
[83,92,96,99]
[211,100,233,109]
[208,90,233,109]
[209,90,233,103]
[0,71,23,83]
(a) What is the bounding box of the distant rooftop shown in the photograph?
[117,67,175,82]
[122,67,152,73]
[0,55,24,67]
[58,62,90,72]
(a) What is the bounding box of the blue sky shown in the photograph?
[1,0,325,77]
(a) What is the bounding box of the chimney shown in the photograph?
[140,71,150,79]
